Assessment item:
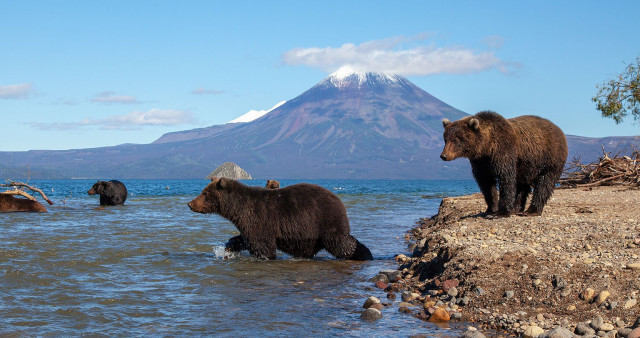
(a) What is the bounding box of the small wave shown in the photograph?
[212,245,239,260]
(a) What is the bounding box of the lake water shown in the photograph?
[1,179,479,336]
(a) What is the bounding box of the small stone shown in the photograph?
[370,273,389,284]
[360,308,382,321]
[380,269,401,282]
[618,328,633,337]
[629,328,640,338]
[581,288,596,301]
[363,296,381,309]
[459,296,470,306]
[542,326,573,338]
[595,290,610,306]
[461,330,486,338]
[504,290,515,299]
[624,299,638,309]
[523,325,545,338]
[429,307,450,322]
[566,305,576,311]
[591,316,604,331]
[375,281,388,289]
[395,254,407,262]
[441,279,459,293]
[386,293,396,300]
[398,302,415,308]
[532,279,542,287]
[473,286,485,296]
[447,286,459,297]
[401,291,420,302]
[575,323,596,336]
[600,323,614,331]
[626,262,640,270]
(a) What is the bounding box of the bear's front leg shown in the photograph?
[496,167,517,217]
[225,235,248,252]
[471,160,498,215]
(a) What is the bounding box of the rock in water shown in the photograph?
[206,162,252,180]
[360,308,382,321]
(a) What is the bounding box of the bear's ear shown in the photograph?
[468,118,480,131]
[216,177,227,189]
[442,118,451,128]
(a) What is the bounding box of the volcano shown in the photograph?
[1,67,636,179]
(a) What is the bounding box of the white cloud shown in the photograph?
[0,83,34,99]
[191,87,224,95]
[28,109,194,130]
[91,91,138,104]
[282,35,517,76]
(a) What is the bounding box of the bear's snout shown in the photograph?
[440,153,449,161]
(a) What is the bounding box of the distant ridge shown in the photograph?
[0,69,637,179]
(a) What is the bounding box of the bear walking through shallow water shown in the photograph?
[88,180,128,206]
[441,111,567,216]
[188,177,373,260]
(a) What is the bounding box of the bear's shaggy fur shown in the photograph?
[88,180,128,206]
[441,111,568,216]
[0,194,48,212]
[265,180,280,189]
[188,177,373,260]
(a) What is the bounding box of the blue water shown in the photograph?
[1,179,478,336]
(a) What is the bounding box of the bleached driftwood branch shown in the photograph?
[0,180,54,205]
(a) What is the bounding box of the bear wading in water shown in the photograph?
[0,194,48,212]
[88,180,128,206]
[187,177,373,260]
[265,179,280,189]
[441,111,567,217]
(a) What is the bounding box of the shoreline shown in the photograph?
[366,186,640,337]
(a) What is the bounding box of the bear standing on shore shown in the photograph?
[440,111,567,216]
[188,177,373,260]
[88,180,128,206]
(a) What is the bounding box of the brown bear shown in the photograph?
[265,180,280,189]
[187,177,373,260]
[0,194,48,212]
[88,180,128,206]
[441,111,567,216]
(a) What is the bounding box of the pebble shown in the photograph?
[595,290,610,306]
[504,290,514,299]
[626,263,640,270]
[379,269,402,282]
[360,308,382,321]
[401,291,420,302]
[541,326,573,338]
[473,287,485,296]
[429,307,450,322]
[363,296,381,309]
[461,330,486,338]
[575,323,596,336]
[600,323,614,331]
[523,325,545,338]
[581,288,596,301]
[627,328,640,338]
[624,299,638,309]
[447,287,459,297]
[590,316,604,331]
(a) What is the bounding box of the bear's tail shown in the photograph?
[349,238,373,261]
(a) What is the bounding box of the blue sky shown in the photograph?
[1,1,639,151]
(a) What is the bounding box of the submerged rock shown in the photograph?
[360,308,382,321]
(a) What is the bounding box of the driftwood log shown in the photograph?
[559,147,640,188]
[0,180,54,205]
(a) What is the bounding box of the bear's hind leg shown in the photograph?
[526,171,558,216]
[323,235,372,261]
[515,184,531,213]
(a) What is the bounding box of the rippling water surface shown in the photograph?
[1,179,478,336]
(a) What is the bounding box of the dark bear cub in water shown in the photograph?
[441,111,567,217]
[188,177,373,260]
[88,180,128,206]
[0,194,48,212]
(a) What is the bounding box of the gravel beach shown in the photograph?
[366,186,640,337]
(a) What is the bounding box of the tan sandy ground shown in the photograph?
[395,186,640,336]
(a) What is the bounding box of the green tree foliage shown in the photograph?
[592,57,640,124]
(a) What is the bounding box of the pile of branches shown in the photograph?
[559,147,640,188]
[0,179,54,205]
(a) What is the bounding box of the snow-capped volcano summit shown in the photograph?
[324,66,403,88]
